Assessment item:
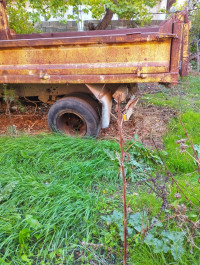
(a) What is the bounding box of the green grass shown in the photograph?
[142,75,200,178]
[142,75,200,112]
[1,75,200,264]
[163,111,200,174]
[128,190,162,217]
[169,173,200,207]
[129,244,200,265]
[0,133,199,264]
[0,135,121,264]
[0,135,160,264]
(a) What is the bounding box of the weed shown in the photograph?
[142,75,200,112]
[163,111,200,173]
[3,85,16,115]
[1,74,200,263]
[0,134,157,264]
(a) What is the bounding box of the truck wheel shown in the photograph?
[48,96,101,137]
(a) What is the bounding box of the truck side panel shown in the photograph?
[0,41,171,77]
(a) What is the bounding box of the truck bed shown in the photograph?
[0,7,190,85]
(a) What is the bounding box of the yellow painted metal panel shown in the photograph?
[0,41,171,76]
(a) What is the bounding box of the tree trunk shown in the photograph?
[167,0,176,11]
[95,8,114,30]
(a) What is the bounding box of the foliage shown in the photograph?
[0,131,199,264]
[5,0,159,33]
[3,86,16,119]
[0,134,158,264]
[102,210,186,261]
[163,111,200,173]
[142,75,200,112]
[1,75,200,263]
[190,3,200,41]
[6,1,37,34]
[87,0,158,22]
[106,136,161,182]
[3,86,16,104]
[189,1,200,55]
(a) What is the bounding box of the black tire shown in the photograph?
[65,92,101,119]
[48,96,101,137]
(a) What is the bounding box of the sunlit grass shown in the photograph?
[142,75,200,112]
[0,135,121,263]
[163,111,200,174]
[1,74,200,264]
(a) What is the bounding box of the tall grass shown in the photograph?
[163,111,200,173]
[0,135,120,263]
[0,120,199,264]
[142,75,200,112]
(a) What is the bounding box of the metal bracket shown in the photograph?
[86,84,112,129]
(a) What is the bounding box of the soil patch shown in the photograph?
[99,102,176,148]
[0,101,49,135]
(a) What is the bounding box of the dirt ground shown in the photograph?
[0,94,176,148]
[99,103,176,147]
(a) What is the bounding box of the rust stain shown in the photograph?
[0,73,178,84]
[0,1,190,87]
[0,61,170,76]
[180,23,190,77]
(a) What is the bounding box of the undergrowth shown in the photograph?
[0,75,200,264]
[0,134,157,264]
[142,75,200,112]
[164,111,200,173]
[0,134,199,264]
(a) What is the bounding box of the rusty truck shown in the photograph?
[0,0,190,137]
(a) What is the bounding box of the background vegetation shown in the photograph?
[6,0,159,33]
[0,74,200,264]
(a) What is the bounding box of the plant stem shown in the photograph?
[179,117,200,183]
[117,99,127,265]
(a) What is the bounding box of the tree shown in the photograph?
[189,0,200,65]
[166,0,177,11]
[6,0,159,33]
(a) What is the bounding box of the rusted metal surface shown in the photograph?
[56,111,87,136]
[113,85,129,102]
[170,22,183,74]
[86,84,112,128]
[0,72,179,84]
[0,1,190,88]
[180,22,191,77]
[170,11,191,78]
[0,2,190,94]
[0,61,170,73]
[0,32,177,48]
[0,1,190,132]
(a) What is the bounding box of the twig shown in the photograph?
[81,242,104,248]
[185,150,200,165]
[80,246,107,265]
[152,138,200,206]
[24,96,38,115]
[117,97,128,265]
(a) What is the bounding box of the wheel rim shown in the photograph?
[56,111,87,136]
